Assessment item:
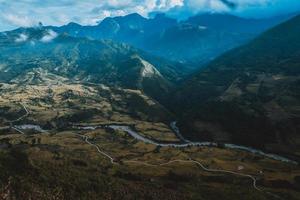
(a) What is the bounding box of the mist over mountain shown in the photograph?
[1,0,300,31]
[48,12,294,66]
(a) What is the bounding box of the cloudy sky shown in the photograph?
[0,0,299,31]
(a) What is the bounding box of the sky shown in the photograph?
[0,0,299,31]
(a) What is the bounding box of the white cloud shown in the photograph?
[0,0,184,30]
[167,0,300,19]
[15,33,28,43]
[3,14,35,27]
[40,30,58,43]
[0,0,299,31]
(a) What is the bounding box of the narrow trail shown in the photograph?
[75,134,116,164]
[0,103,51,135]
[7,103,29,123]
[0,103,30,133]
[11,127,26,135]
[74,133,283,199]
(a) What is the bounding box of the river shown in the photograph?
[74,123,298,165]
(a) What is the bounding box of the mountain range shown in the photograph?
[49,13,295,66]
[0,12,299,157]
[0,27,188,102]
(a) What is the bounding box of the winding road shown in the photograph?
[74,132,284,199]
[7,103,29,123]
[0,103,30,134]
[73,132,261,190]
[0,103,51,135]
[75,133,116,164]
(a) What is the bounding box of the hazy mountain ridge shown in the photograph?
[48,13,294,66]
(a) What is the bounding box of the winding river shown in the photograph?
[74,122,298,165]
[6,103,298,164]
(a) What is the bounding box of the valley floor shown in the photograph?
[0,83,300,200]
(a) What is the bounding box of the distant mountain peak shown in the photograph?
[66,22,81,27]
[114,13,147,24]
[124,13,145,20]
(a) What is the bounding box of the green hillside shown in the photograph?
[173,15,300,157]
